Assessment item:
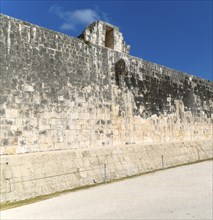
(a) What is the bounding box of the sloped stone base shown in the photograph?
[0,140,212,203]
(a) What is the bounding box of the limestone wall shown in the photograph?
[114,56,213,144]
[0,14,212,203]
[1,140,212,203]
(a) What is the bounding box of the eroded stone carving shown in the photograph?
[115,57,130,76]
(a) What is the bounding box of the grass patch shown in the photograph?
[1,158,212,211]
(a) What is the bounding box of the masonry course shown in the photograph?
[0,14,212,203]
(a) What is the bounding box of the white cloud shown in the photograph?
[71,9,100,24]
[49,5,109,31]
[60,23,75,30]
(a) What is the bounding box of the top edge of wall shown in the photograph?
[1,13,212,85]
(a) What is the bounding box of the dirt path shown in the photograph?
[1,160,212,220]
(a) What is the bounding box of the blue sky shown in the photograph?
[1,0,212,80]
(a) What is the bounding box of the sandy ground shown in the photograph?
[1,160,212,220]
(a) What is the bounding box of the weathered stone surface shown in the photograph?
[0,13,212,203]
[78,21,130,54]
[0,140,212,203]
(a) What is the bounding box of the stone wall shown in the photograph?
[0,14,212,203]
[1,140,212,203]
